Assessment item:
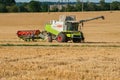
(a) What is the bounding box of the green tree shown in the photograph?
[0,0,17,12]
[27,1,41,12]
[111,1,120,10]
[0,3,7,12]
[85,2,96,11]
[60,6,66,12]
[19,5,28,12]
[75,0,82,11]
[50,5,59,12]
[0,0,16,6]
[99,0,108,10]
[41,3,49,12]
[6,5,19,12]
[66,4,76,12]
[18,3,28,12]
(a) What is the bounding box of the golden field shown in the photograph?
[0,47,120,80]
[0,11,120,80]
[0,11,120,42]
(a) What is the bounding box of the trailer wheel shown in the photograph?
[48,36,52,42]
[57,33,67,42]
[48,33,52,42]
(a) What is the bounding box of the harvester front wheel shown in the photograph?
[57,33,67,42]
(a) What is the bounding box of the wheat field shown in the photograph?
[0,11,120,80]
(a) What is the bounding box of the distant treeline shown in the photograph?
[0,0,120,13]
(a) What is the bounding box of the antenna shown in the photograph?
[58,0,61,12]
[110,0,112,13]
[81,0,84,12]
[48,0,50,14]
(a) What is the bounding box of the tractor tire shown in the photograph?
[57,33,67,42]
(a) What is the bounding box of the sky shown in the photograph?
[15,0,120,3]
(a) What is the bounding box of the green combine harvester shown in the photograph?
[17,15,104,43]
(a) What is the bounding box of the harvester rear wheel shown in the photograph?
[57,33,67,42]
[73,38,81,43]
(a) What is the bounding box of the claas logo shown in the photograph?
[57,24,62,28]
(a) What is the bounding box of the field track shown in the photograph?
[0,42,120,47]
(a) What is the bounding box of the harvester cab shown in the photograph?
[49,15,79,32]
[62,15,79,31]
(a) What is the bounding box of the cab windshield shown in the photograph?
[66,23,79,31]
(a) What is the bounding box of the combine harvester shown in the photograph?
[17,15,104,43]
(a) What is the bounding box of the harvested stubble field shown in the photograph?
[0,11,120,80]
[0,46,120,80]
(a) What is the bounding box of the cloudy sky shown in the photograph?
[15,0,120,3]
